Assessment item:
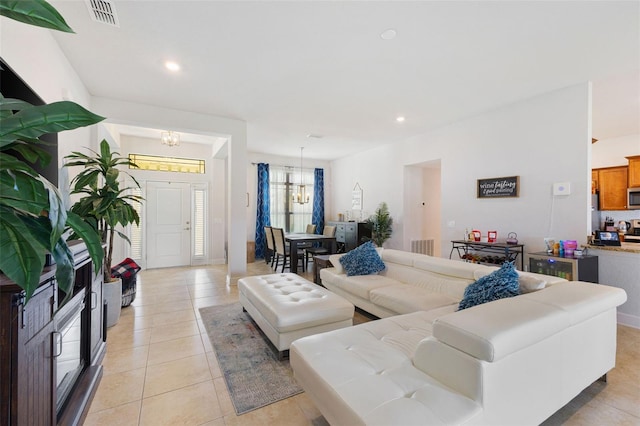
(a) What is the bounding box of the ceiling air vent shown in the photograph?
[85,0,119,27]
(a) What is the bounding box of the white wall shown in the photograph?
[0,18,94,172]
[592,134,640,168]
[331,83,592,257]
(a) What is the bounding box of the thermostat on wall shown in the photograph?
[553,182,571,196]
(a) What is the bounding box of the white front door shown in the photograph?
[146,181,191,268]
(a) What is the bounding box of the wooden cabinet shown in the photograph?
[0,242,105,426]
[327,221,371,252]
[591,170,599,194]
[596,166,628,210]
[1,268,57,425]
[627,155,640,188]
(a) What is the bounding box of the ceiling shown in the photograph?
[49,1,640,160]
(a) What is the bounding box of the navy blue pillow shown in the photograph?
[339,241,386,276]
[458,262,520,310]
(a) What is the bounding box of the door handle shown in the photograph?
[52,331,62,358]
[184,227,190,230]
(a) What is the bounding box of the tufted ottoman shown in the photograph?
[238,273,354,359]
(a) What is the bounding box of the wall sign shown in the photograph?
[477,176,519,198]
[352,182,363,210]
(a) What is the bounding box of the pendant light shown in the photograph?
[292,147,310,204]
[161,130,180,147]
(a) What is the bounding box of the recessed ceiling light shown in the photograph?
[165,61,181,72]
[380,29,397,40]
[396,116,405,122]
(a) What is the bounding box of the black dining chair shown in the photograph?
[272,227,306,273]
[304,225,336,269]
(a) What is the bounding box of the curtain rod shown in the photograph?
[251,162,317,171]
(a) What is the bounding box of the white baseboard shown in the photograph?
[617,312,640,329]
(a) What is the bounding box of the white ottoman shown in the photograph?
[238,273,354,359]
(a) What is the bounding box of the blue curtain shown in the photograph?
[312,168,325,234]
[255,163,270,259]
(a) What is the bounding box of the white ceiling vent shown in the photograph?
[85,0,120,27]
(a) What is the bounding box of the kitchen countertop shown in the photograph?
[586,243,640,254]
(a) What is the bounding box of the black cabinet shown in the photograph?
[0,241,105,426]
[327,221,371,252]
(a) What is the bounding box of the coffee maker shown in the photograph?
[626,219,640,243]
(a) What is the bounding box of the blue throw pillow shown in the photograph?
[458,262,520,310]
[339,241,386,276]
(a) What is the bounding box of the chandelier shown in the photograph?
[292,147,310,204]
[161,130,180,147]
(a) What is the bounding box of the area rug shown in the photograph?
[198,302,303,415]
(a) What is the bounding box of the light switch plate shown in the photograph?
[553,182,571,196]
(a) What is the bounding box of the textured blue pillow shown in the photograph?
[339,241,386,276]
[458,262,520,310]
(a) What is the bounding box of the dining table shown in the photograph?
[285,233,337,273]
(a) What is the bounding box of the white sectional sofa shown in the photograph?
[320,249,566,318]
[291,249,627,425]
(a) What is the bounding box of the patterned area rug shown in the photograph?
[199,302,303,415]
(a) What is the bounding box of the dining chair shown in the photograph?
[272,227,306,273]
[298,224,318,250]
[264,226,276,267]
[304,225,336,268]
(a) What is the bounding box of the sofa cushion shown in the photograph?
[370,284,459,315]
[517,274,547,293]
[474,269,563,293]
[380,249,426,266]
[459,262,519,310]
[340,241,386,276]
[330,273,400,301]
[329,254,346,274]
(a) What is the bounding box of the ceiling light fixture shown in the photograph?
[292,147,310,205]
[161,130,180,147]
[165,61,181,72]
[396,116,406,122]
[380,29,397,40]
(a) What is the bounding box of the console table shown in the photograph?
[450,240,525,270]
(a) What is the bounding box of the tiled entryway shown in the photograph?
[85,262,640,425]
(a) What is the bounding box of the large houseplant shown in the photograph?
[65,140,143,284]
[366,202,393,247]
[0,0,105,301]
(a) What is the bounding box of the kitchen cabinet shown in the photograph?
[596,166,628,210]
[627,155,640,188]
[591,170,599,194]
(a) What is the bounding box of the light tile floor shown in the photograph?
[85,262,640,425]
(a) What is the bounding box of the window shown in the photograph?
[269,166,314,232]
[129,154,205,174]
[128,186,143,261]
[192,184,207,261]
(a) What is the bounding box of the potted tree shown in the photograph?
[366,202,393,247]
[65,140,142,326]
[0,0,105,303]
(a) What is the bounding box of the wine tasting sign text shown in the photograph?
[477,176,519,198]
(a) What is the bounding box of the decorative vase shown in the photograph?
[104,277,122,327]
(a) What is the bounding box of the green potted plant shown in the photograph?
[0,0,105,302]
[65,139,142,325]
[366,202,393,247]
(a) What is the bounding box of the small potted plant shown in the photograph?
[366,202,393,247]
[65,140,143,326]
